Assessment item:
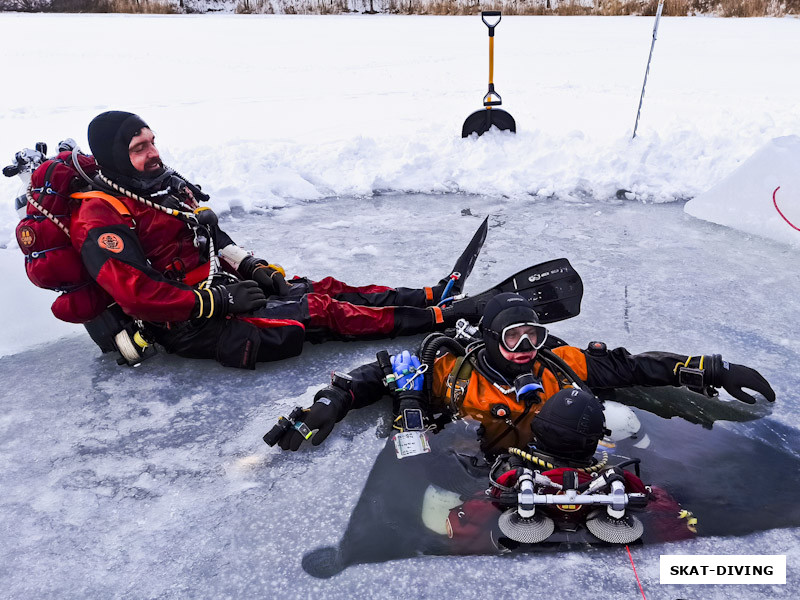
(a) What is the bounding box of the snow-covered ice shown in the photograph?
[0,12,799,599]
[686,135,800,245]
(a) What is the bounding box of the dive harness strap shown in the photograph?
[446,354,474,415]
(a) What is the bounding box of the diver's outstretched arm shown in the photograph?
[585,347,775,404]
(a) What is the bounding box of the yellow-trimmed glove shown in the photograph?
[239,256,291,297]
[677,354,776,404]
[192,281,267,318]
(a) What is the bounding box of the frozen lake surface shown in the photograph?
[1,12,798,598]
[2,194,798,599]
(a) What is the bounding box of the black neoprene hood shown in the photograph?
[479,292,541,377]
[531,388,606,460]
[88,111,150,177]
[480,292,539,333]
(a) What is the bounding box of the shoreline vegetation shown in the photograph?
[2,0,799,17]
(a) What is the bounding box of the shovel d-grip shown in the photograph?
[482,10,501,35]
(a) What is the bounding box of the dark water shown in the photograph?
[302,386,800,578]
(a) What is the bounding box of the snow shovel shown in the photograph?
[461,11,517,138]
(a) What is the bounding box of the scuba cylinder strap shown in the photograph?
[444,343,481,418]
[25,162,70,237]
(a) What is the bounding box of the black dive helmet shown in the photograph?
[531,388,606,462]
[479,292,547,377]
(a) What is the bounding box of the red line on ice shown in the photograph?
[626,545,647,600]
[773,186,800,232]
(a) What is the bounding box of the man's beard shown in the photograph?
[143,157,163,172]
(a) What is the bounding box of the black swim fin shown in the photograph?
[438,216,489,299]
[443,258,583,325]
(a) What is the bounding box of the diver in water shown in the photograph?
[444,387,697,549]
[298,384,699,578]
[290,293,776,576]
[270,292,775,454]
[63,111,488,368]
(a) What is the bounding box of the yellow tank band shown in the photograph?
[133,331,149,349]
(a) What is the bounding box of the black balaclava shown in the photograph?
[479,292,541,379]
[88,111,169,192]
[531,388,606,462]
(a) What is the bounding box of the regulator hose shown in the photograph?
[537,347,589,390]
[418,333,466,400]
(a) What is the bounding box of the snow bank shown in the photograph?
[0,14,799,358]
[685,135,800,247]
[2,15,800,252]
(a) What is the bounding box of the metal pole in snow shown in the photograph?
[632,0,665,139]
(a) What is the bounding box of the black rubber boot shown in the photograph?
[438,285,501,326]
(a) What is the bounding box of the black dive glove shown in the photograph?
[239,256,291,297]
[278,386,352,451]
[678,354,776,404]
[192,280,267,319]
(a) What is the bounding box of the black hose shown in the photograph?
[613,457,642,478]
[418,333,466,399]
[538,347,589,389]
[614,458,642,470]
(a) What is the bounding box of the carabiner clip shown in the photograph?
[401,363,429,391]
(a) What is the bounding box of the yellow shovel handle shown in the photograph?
[489,36,494,85]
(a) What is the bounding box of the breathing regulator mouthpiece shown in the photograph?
[513,373,542,406]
